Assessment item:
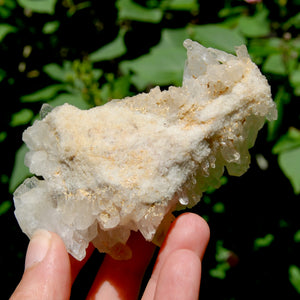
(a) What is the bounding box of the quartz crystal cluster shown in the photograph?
[14,40,277,260]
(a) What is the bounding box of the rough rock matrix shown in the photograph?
[14,40,277,260]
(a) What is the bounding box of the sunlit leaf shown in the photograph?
[43,63,69,82]
[238,9,270,38]
[289,265,300,293]
[117,0,163,23]
[120,28,188,90]
[0,24,17,42]
[42,20,60,34]
[9,144,31,193]
[209,262,230,279]
[189,24,246,54]
[278,147,300,194]
[290,68,300,94]
[273,128,300,154]
[17,0,57,14]
[89,30,126,62]
[21,84,66,102]
[273,128,300,194]
[160,0,199,11]
[10,109,34,127]
[210,241,231,279]
[294,230,300,242]
[48,93,91,109]
[263,54,286,75]
[254,234,274,250]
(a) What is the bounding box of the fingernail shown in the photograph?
[25,229,52,270]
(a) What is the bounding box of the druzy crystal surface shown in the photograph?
[14,40,277,260]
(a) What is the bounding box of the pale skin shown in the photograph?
[10,213,210,300]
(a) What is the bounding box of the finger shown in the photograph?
[69,242,95,284]
[10,230,72,300]
[154,249,201,300]
[142,213,210,300]
[86,231,156,300]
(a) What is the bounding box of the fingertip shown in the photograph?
[179,213,210,250]
[11,230,72,300]
[154,249,201,300]
[24,229,52,270]
[165,212,210,259]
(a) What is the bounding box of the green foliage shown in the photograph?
[120,28,188,89]
[289,265,300,293]
[273,128,300,194]
[10,109,34,127]
[17,0,58,14]
[0,24,17,42]
[2,0,300,298]
[189,24,246,53]
[0,200,12,216]
[117,0,163,23]
[89,30,127,62]
[9,144,31,193]
[209,241,231,279]
[254,234,275,250]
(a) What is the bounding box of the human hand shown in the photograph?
[10,213,210,300]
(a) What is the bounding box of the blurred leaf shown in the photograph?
[212,202,225,213]
[210,241,231,279]
[10,109,34,127]
[160,0,199,10]
[48,93,91,109]
[0,200,12,215]
[43,63,69,81]
[0,0,16,18]
[267,87,290,141]
[238,8,270,38]
[254,234,274,250]
[89,30,126,62]
[273,128,300,154]
[209,262,230,279]
[0,24,17,42]
[263,54,286,75]
[120,28,188,90]
[17,0,57,14]
[42,20,60,34]
[289,265,300,293]
[117,0,163,23]
[284,12,300,29]
[274,129,300,194]
[189,24,246,54]
[294,230,300,242]
[278,147,300,194]
[21,84,66,102]
[248,38,282,64]
[215,241,231,262]
[0,131,7,142]
[218,6,246,18]
[0,68,6,81]
[9,144,31,193]
[290,68,300,95]
[100,75,131,102]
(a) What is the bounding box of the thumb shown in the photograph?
[10,230,72,300]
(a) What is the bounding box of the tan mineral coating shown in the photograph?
[13,40,277,260]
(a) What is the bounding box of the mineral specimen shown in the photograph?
[13,40,277,260]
